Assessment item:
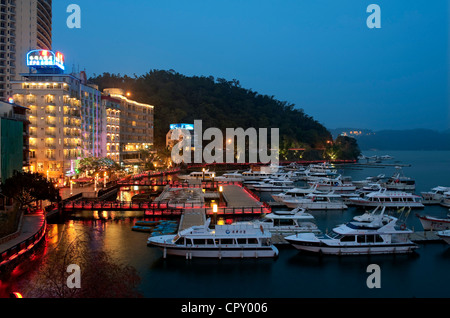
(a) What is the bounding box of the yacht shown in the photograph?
[250,207,321,236]
[441,192,450,208]
[416,212,450,231]
[285,213,418,255]
[382,167,416,192]
[271,185,322,203]
[147,219,279,259]
[352,174,385,188]
[214,171,244,182]
[178,169,216,181]
[353,205,395,223]
[252,179,295,192]
[436,230,450,245]
[241,170,273,181]
[282,192,347,210]
[421,186,450,205]
[348,188,424,208]
[340,183,384,205]
[308,175,356,192]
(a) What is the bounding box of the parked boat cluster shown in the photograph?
[147,162,450,258]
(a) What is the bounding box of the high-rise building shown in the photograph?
[0,0,52,100]
[101,89,154,167]
[11,49,105,186]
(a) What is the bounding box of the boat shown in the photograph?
[252,179,295,192]
[353,205,395,223]
[249,207,321,236]
[348,188,424,208]
[178,169,216,181]
[241,170,273,181]
[271,185,322,203]
[340,183,384,204]
[308,175,356,192]
[214,171,244,182]
[147,219,279,259]
[132,226,153,233]
[282,192,347,210]
[382,167,416,192]
[421,186,450,204]
[135,220,161,226]
[416,212,450,231]
[441,192,450,208]
[352,174,385,188]
[285,212,418,255]
[436,230,450,244]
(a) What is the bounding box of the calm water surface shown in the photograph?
[4,151,450,298]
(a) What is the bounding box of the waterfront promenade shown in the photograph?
[0,212,46,268]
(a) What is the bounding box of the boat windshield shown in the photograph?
[327,231,343,240]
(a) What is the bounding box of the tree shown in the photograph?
[0,171,61,210]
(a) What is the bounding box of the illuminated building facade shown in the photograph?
[10,50,105,184]
[1,0,53,100]
[101,88,154,167]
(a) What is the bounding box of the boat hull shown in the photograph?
[348,199,424,209]
[285,238,418,255]
[417,215,450,231]
[284,201,347,210]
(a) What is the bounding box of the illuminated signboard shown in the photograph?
[26,50,65,70]
[170,123,194,130]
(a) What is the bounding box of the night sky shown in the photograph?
[52,0,449,131]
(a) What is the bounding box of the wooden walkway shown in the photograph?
[222,185,263,208]
[179,208,206,231]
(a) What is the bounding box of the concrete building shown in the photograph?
[10,50,105,185]
[0,0,53,100]
[101,89,154,168]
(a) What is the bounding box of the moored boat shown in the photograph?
[436,230,450,245]
[416,213,450,231]
[282,192,347,210]
[420,186,450,204]
[285,213,418,255]
[348,188,424,208]
[147,219,279,259]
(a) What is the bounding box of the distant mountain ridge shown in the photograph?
[330,128,450,151]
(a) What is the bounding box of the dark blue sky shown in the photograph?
[52,0,449,131]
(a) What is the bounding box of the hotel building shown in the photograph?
[10,50,105,184]
[1,0,53,100]
[101,88,154,167]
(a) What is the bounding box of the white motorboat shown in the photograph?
[348,188,424,208]
[214,171,244,182]
[241,170,273,181]
[436,230,450,245]
[353,205,396,223]
[352,174,385,188]
[282,192,347,210]
[250,207,321,236]
[421,186,450,204]
[271,185,322,203]
[441,192,450,208]
[340,183,384,205]
[147,219,279,259]
[308,175,356,192]
[178,169,216,181]
[252,179,295,192]
[285,213,418,255]
[382,167,416,192]
[416,212,450,231]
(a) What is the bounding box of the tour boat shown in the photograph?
[178,170,216,181]
[340,183,384,204]
[271,185,322,203]
[308,175,356,192]
[282,192,347,210]
[252,179,295,192]
[416,213,450,231]
[249,207,321,236]
[436,230,450,245]
[441,192,450,208]
[147,219,279,259]
[382,167,416,192]
[285,213,418,255]
[421,186,450,204]
[241,170,274,181]
[348,188,424,208]
[352,174,385,188]
[214,171,244,182]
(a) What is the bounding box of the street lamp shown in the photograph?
[212,203,218,226]
[218,186,223,205]
[104,171,107,188]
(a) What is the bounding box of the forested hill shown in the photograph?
[90,70,334,157]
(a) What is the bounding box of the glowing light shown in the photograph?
[11,292,23,298]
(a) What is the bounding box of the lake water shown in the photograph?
[2,150,450,299]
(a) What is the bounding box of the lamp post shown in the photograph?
[70,180,73,195]
[104,171,107,188]
[218,186,223,206]
[212,203,218,227]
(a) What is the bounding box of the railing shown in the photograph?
[0,217,46,268]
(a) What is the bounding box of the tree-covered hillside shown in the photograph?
[90,70,355,160]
